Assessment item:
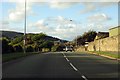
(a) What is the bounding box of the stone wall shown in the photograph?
[76,46,86,52]
[77,35,119,51]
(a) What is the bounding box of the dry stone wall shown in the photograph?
[77,35,119,51]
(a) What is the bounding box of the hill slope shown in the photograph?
[0,31,23,39]
[0,30,67,42]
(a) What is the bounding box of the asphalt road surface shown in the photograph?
[2,52,119,80]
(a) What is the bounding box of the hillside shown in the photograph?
[0,30,67,42]
[0,30,23,39]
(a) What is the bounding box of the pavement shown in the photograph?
[2,52,119,80]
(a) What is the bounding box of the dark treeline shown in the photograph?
[74,30,97,46]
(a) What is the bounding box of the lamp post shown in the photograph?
[24,0,27,53]
[69,19,78,48]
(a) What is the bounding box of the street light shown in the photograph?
[69,19,78,48]
[24,0,27,53]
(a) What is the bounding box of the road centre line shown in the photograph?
[62,52,78,71]
[65,57,69,62]
[69,63,78,71]
[63,55,66,58]
[81,75,88,80]
[62,52,88,80]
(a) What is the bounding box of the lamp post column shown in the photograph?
[24,0,27,54]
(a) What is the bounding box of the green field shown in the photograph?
[2,52,40,62]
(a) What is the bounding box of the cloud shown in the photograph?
[7,0,119,2]
[49,1,77,9]
[85,23,113,32]
[0,20,9,29]
[87,13,111,22]
[8,2,34,23]
[29,16,81,40]
[80,2,117,14]
[80,3,96,14]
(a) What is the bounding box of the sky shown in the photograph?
[0,0,119,41]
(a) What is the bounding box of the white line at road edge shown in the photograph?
[69,63,78,71]
[82,75,88,80]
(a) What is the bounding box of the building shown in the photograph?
[95,32,109,40]
[109,26,120,37]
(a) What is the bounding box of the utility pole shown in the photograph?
[24,0,27,53]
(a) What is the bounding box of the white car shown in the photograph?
[65,46,73,52]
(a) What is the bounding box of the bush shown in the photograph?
[26,45,34,52]
[13,44,23,52]
[1,37,10,54]
[51,45,63,52]
[8,45,14,53]
[10,36,23,45]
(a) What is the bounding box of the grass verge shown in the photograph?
[89,51,120,59]
[2,52,40,63]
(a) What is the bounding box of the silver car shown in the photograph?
[65,46,73,52]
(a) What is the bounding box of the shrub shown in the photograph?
[13,44,23,52]
[10,36,23,45]
[26,45,34,52]
[8,45,14,53]
[1,37,10,54]
[51,45,63,52]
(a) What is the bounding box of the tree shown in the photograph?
[1,37,15,53]
[26,45,34,52]
[10,35,23,45]
[31,33,47,41]
[40,41,54,51]
[74,30,97,46]
[13,44,23,52]
[51,45,64,52]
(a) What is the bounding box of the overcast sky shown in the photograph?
[1,0,119,40]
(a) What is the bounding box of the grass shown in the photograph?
[2,52,40,62]
[89,51,120,59]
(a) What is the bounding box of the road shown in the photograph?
[2,52,119,80]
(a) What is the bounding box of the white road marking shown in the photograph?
[81,75,88,80]
[65,58,69,62]
[69,63,78,71]
[62,52,88,80]
[62,52,66,58]
[64,56,66,58]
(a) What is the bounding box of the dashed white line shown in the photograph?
[65,58,69,62]
[63,54,66,58]
[62,52,88,80]
[69,63,78,71]
[82,75,88,80]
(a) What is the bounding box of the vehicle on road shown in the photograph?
[64,46,73,52]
